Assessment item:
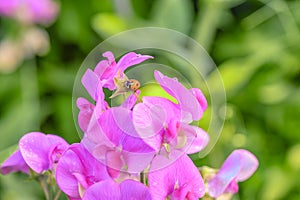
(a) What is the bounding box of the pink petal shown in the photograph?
[122,150,155,174]
[56,143,109,199]
[99,107,154,153]
[77,97,95,132]
[121,90,140,110]
[81,69,99,101]
[0,150,29,175]
[180,124,210,154]
[154,70,203,122]
[106,150,123,178]
[190,88,208,111]
[117,52,153,73]
[149,153,205,199]
[19,132,68,173]
[120,179,152,200]
[82,179,121,200]
[207,149,259,198]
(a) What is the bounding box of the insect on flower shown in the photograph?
[110,75,141,98]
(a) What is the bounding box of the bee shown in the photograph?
[110,75,141,98]
[124,79,140,92]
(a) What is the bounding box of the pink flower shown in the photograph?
[0,0,59,25]
[19,132,69,173]
[82,179,152,200]
[207,149,259,198]
[82,51,153,94]
[0,150,29,175]
[94,51,153,90]
[56,143,110,199]
[133,71,209,154]
[82,107,156,176]
[0,132,69,175]
[148,153,205,200]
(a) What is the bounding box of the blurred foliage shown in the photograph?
[1,0,300,199]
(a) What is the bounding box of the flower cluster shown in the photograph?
[0,51,259,200]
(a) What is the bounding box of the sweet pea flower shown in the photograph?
[0,150,29,175]
[0,0,59,25]
[207,149,259,198]
[133,70,209,154]
[82,106,156,177]
[19,132,69,173]
[82,179,152,200]
[148,153,205,200]
[94,51,153,90]
[56,143,110,199]
[1,132,69,175]
[81,51,153,97]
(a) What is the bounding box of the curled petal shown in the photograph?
[154,70,203,122]
[81,69,99,101]
[120,179,152,200]
[82,179,120,200]
[19,132,69,173]
[56,143,109,199]
[117,52,153,73]
[149,153,205,199]
[77,97,95,132]
[94,51,116,79]
[207,149,259,198]
[190,88,208,112]
[0,150,29,175]
[180,124,209,154]
[82,179,152,200]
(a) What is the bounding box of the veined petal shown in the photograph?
[154,70,203,122]
[207,149,258,198]
[120,179,152,200]
[98,107,154,153]
[19,132,68,173]
[149,153,205,200]
[56,143,110,199]
[180,124,209,154]
[235,150,259,181]
[117,52,153,73]
[82,179,121,200]
[77,97,95,132]
[122,150,155,174]
[190,88,208,112]
[81,69,99,101]
[0,150,29,175]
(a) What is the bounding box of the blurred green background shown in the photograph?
[1,0,300,199]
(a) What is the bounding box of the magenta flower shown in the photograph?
[1,132,69,175]
[207,149,259,198]
[133,70,209,154]
[18,132,69,173]
[77,97,95,132]
[0,0,59,25]
[93,51,153,90]
[148,153,205,200]
[81,51,153,96]
[0,150,29,175]
[82,179,152,200]
[83,106,156,176]
[56,143,110,199]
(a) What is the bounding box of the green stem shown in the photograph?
[54,190,62,200]
[39,176,50,200]
[140,171,146,185]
